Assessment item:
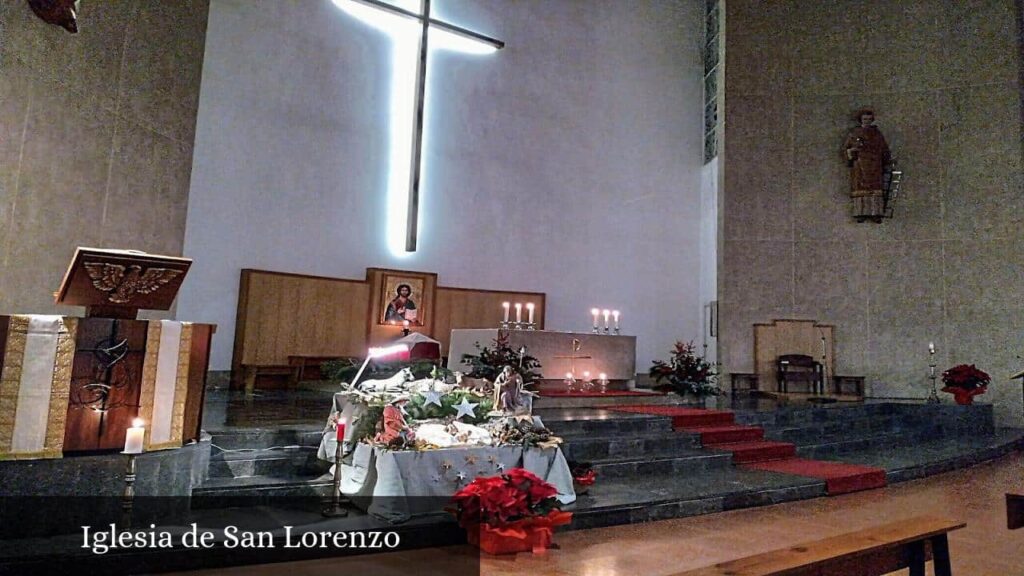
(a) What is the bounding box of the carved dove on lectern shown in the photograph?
[84,263,182,304]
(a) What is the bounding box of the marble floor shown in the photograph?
[170,450,1024,576]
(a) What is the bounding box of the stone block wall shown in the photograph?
[719,0,1024,424]
[0,0,209,314]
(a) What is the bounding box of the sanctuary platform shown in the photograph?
[1,388,1021,574]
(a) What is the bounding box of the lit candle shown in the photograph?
[123,418,144,454]
[336,416,347,442]
[591,308,600,329]
[583,371,591,380]
[526,302,535,324]
[599,372,607,381]
[602,309,610,329]
[612,310,620,330]
[929,342,935,354]
[502,302,510,323]
[403,319,410,329]
[515,303,522,323]
[565,372,574,379]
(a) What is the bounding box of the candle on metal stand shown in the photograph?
[515,303,522,324]
[591,308,600,332]
[526,302,535,325]
[612,310,620,331]
[502,302,510,323]
[124,418,145,454]
[336,416,347,442]
[602,309,610,331]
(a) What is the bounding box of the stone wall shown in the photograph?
[0,0,209,314]
[719,0,1023,424]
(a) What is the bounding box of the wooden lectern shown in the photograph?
[0,248,215,458]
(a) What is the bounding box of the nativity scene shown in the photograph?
[0,0,1021,574]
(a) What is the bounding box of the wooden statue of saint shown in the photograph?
[843,108,890,223]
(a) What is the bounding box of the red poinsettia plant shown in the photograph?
[450,468,561,527]
[941,364,991,405]
[941,364,991,390]
[449,468,572,554]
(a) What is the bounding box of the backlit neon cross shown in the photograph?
[333,0,504,254]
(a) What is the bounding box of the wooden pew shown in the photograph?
[674,516,964,576]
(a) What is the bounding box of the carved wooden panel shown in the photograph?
[64,319,147,452]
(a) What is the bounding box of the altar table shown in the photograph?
[447,329,636,381]
[325,441,575,523]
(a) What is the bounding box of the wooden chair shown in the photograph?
[673,515,964,576]
[776,354,823,394]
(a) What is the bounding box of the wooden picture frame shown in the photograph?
[379,273,428,326]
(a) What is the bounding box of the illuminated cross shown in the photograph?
[334,0,504,253]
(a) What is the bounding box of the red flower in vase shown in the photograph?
[941,364,991,390]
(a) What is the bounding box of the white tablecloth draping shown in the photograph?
[328,443,576,523]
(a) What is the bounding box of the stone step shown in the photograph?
[707,440,797,464]
[589,449,733,479]
[207,427,324,451]
[534,394,680,410]
[192,475,334,508]
[545,416,675,437]
[207,446,328,479]
[561,432,702,462]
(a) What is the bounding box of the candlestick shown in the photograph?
[502,302,510,323]
[515,303,522,324]
[335,417,347,442]
[927,342,940,403]
[323,419,349,517]
[526,303,535,325]
[612,310,620,334]
[123,418,144,455]
[402,320,411,336]
[591,308,600,333]
[602,309,610,333]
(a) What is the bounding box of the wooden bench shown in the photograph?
[673,516,964,576]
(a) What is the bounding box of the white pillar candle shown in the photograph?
[929,341,935,354]
[599,372,607,381]
[612,310,620,330]
[526,302,535,324]
[602,309,610,329]
[124,418,145,454]
[515,303,522,323]
[591,308,600,329]
[502,302,510,323]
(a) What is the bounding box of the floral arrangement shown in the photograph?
[460,330,542,382]
[649,341,720,398]
[449,468,572,554]
[941,364,991,405]
[941,364,991,390]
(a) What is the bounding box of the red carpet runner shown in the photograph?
[608,405,886,495]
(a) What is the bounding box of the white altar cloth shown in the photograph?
[323,442,576,523]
